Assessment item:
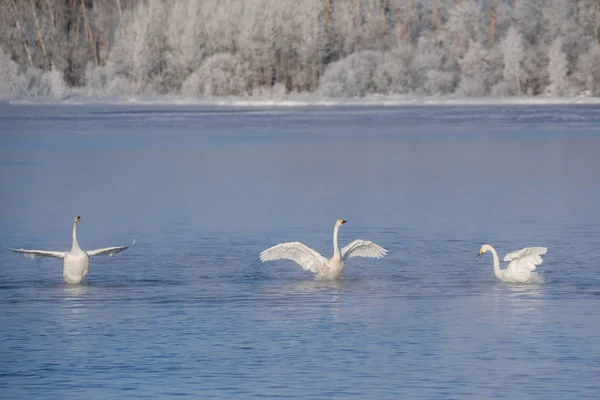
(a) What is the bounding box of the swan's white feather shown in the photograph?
[259,242,327,274]
[340,240,388,260]
[86,239,135,257]
[504,247,547,262]
[6,246,66,259]
[504,247,547,273]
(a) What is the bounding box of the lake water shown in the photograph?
[1,103,599,399]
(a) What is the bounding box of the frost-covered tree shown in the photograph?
[45,65,67,98]
[509,1,545,96]
[104,0,168,94]
[164,0,206,92]
[546,37,569,96]
[293,1,328,91]
[318,51,381,97]
[568,0,600,76]
[133,0,168,94]
[360,0,390,51]
[491,1,514,47]
[445,0,485,58]
[495,25,525,95]
[329,0,360,58]
[373,43,414,94]
[513,0,545,45]
[413,32,456,95]
[522,44,548,96]
[181,53,250,97]
[442,0,486,94]
[392,0,418,44]
[237,0,277,90]
[0,46,24,98]
[104,9,136,94]
[541,0,568,44]
[574,44,600,96]
[457,40,490,96]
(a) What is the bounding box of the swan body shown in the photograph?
[7,216,134,284]
[260,219,387,280]
[478,244,547,284]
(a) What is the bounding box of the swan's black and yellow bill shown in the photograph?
[341,220,346,224]
[75,216,81,221]
[477,248,483,257]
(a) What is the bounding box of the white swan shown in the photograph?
[260,219,387,280]
[6,216,134,284]
[478,244,547,284]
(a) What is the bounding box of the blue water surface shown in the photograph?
[1,103,599,399]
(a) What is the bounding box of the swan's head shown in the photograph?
[478,244,492,257]
[74,215,81,223]
[336,219,347,227]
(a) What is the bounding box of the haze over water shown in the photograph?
[1,103,599,398]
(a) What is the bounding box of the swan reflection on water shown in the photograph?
[288,279,344,294]
[485,280,548,325]
[259,279,345,322]
[62,282,89,300]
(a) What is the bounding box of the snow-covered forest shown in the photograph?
[1,0,599,99]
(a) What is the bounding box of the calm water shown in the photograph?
[1,103,599,399]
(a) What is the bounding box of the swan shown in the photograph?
[259,219,387,280]
[478,244,547,284]
[6,216,134,284]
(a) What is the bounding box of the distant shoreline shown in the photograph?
[6,95,600,107]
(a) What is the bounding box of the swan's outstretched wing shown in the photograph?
[504,247,547,272]
[86,239,135,257]
[259,242,327,274]
[5,245,65,259]
[340,240,387,260]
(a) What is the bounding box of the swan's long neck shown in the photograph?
[72,221,80,250]
[332,224,341,261]
[489,246,503,280]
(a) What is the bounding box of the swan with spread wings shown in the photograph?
[6,216,134,284]
[260,219,387,280]
[478,244,547,284]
